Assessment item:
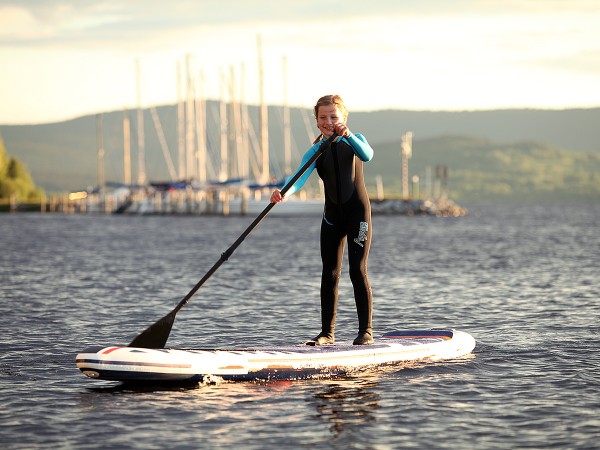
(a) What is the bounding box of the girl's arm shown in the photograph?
[345,133,373,161]
[277,143,320,198]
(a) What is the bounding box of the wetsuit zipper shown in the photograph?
[331,142,344,219]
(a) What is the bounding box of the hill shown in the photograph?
[0,104,599,203]
[367,136,600,203]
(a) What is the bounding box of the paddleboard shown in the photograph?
[76,329,475,383]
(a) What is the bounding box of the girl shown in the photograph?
[271,94,375,345]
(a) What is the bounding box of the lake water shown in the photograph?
[1,204,598,449]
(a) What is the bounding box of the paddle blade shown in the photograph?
[128,309,177,349]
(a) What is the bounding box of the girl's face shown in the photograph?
[316,104,345,138]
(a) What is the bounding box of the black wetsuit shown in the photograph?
[287,134,374,337]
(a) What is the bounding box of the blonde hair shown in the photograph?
[312,94,348,144]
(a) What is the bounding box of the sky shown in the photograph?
[1,0,599,125]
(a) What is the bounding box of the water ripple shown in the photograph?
[1,204,599,449]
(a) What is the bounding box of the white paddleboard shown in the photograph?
[76,329,475,383]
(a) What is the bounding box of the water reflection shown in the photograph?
[308,376,381,436]
[83,380,201,394]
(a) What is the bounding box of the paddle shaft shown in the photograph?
[127,133,337,348]
[173,133,337,313]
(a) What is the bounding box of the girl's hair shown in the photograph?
[312,94,348,144]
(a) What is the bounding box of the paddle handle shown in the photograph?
[173,133,337,312]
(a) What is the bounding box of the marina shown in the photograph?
[1,46,468,218]
[1,187,468,217]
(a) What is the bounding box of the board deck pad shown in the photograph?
[76,329,475,383]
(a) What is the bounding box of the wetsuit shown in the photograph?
[286,133,374,339]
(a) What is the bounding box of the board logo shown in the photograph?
[353,221,368,247]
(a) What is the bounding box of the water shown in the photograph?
[1,204,598,449]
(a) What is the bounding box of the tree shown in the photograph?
[0,134,43,202]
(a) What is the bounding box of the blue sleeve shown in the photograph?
[282,143,320,198]
[344,133,374,161]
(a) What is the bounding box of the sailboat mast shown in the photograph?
[239,63,250,180]
[135,59,146,185]
[401,131,413,200]
[230,65,244,179]
[282,55,291,175]
[257,35,269,183]
[185,54,196,181]
[177,61,185,180]
[150,106,177,181]
[123,111,131,185]
[96,113,105,209]
[219,68,228,181]
[195,70,207,184]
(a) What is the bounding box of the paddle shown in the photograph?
[128,133,338,348]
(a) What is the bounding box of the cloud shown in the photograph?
[1,0,599,124]
[3,0,599,51]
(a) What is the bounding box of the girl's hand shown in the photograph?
[334,123,350,137]
[270,189,284,203]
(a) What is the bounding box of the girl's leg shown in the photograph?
[347,212,373,344]
[314,219,345,344]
